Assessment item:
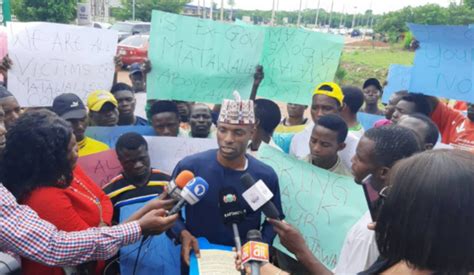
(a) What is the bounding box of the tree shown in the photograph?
[12,0,76,23]
[112,0,191,22]
[465,0,474,9]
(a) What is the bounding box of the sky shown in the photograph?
[189,0,458,15]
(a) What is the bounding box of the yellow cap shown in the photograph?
[87,90,118,112]
[312,82,344,106]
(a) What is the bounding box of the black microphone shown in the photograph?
[219,186,246,253]
[240,173,281,220]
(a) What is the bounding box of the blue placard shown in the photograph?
[85,126,156,148]
[119,203,181,275]
[357,112,384,130]
[408,23,474,102]
[383,64,412,103]
[189,238,234,275]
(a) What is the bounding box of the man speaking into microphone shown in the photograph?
[169,92,284,267]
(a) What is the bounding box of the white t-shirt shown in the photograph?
[289,123,360,170]
[333,211,379,274]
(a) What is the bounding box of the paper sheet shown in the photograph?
[197,250,240,275]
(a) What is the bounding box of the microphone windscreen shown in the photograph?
[240,173,255,189]
[176,170,195,189]
[246,229,263,242]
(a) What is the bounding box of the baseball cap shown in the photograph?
[87,90,118,112]
[52,93,87,120]
[313,82,344,106]
[129,63,142,76]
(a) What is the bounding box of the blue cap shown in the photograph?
[129,63,142,75]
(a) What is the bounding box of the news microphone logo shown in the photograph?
[181,177,209,205]
[223,193,237,203]
[241,241,269,265]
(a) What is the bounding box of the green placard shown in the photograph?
[257,144,367,269]
[259,27,344,105]
[147,10,265,103]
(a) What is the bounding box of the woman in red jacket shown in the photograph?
[2,110,113,275]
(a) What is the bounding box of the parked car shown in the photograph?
[117,35,149,66]
[351,29,362,37]
[111,22,150,41]
[91,22,111,29]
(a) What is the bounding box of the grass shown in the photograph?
[338,45,415,87]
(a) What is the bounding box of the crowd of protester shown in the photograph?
[0,51,473,275]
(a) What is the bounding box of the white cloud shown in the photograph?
[190,0,458,14]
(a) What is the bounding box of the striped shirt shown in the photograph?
[0,184,141,266]
[103,169,170,223]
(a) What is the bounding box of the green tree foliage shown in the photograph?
[112,0,191,22]
[375,3,474,35]
[465,0,474,9]
[12,0,76,23]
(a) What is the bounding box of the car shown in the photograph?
[351,29,362,37]
[117,34,149,66]
[111,22,150,41]
[91,22,111,29]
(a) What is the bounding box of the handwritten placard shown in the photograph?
[408,24,474,102]
[257,144,367,269]
[77,149,122,188]
[85,126,155,148]
[7,22,118,107]
[145,136,217,174]
[382,64,412,102]
[148,10,265,103]
[259,27,344,105]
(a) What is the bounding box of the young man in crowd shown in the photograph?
[361,78,384,115]
[149,100,185,137]
[341,86,365,138]
[87,90,119,127]
[170,92,283,267]
[110,83,148,126]
[427,96,474,151]
[188,103,214,138]
[274,103,308,134]
[175,100,193,131]
[397,113,439,150]
[268,126,421,274]
[52,93,109,157]
[128,62,148,119]
[290,82,359,170]
[0,86,21,130]
[384,90,408,120]
[103,132,170,223]
[304,114,352,176]
[248,98,282,155]
[390,93,432,124]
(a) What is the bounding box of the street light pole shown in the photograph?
[297,0,303,27]
[271,0,276,26]
[314,0,320,27]
[220,0,224,21]
[132,0,135,21]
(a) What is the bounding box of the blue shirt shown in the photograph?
[170,149,283,246]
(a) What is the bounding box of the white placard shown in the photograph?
[145,136,218,174]
[7,22,118,107]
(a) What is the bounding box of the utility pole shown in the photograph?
[132,0,135,21]
[339,4,345,28]
[203,0,207,19]
[327,0,334,29]
[351,6,357,29]
[297,0,303,27]
[271,0,276,26]
[314,0,321,27]
[220,0,224,21]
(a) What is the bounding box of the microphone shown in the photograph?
[219,186,245,253]
[168,170,195,200]
[168,177,209,216]
[240,173,281,220]
[241,230,269,275]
